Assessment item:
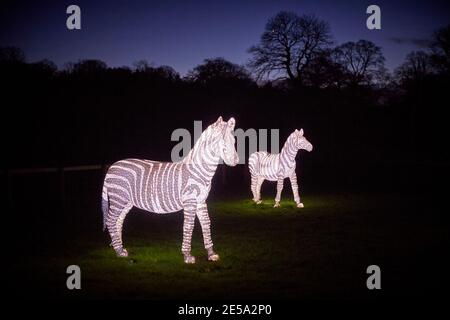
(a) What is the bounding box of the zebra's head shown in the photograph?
[212,116,239,166]
[294,129,313,152]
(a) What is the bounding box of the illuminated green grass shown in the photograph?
[16,194,446,299]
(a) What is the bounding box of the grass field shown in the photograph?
[11,193,448,299]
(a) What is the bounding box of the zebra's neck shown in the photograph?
[280,134,299,167]
[183,127,221,182]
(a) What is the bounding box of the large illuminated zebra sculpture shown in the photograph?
[249,129,313,208]
[102,117,239,263]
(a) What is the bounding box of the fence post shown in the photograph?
[221,165,226,185]
[59,167,65,215]
[102,164,108,177]
[7,170,13,212]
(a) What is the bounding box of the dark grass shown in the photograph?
[9,193,449,299]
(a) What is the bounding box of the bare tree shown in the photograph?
[333,40,385,85]
[186,57,252,85]
[71,59,108,74]
[302,49,346,88]
[133,59,154,72]
[30,59,58,77]
[248,11,332,83]
[430,25,450,73]
[153,65,180,81]
[132,60,180,82]
[395,51,433,83]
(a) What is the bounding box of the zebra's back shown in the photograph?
[104,158,185,214]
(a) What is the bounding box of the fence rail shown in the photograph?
[4,164,232,213]
[5,164,108,213]
[2,164,105,175]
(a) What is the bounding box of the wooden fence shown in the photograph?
[4,164,108,213]
[3,163,238,213]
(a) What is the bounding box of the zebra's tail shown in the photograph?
[101,181,109,231]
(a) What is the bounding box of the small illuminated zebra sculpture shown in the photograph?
[249,129,313,208]
[102,117,239,263]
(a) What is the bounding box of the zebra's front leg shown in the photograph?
[196,203,219,261]
[274,177,284,207]
[290,174,303,208]
[182,201,197,264]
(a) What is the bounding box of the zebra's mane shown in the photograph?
[182,121,224,165]
[282,131,297,151]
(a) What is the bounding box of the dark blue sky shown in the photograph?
[1,0,449,75]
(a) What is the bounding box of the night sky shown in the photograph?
[1,0,449,74]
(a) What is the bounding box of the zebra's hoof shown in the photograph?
[274,202,280,208]
[208,253,220,262]
[117,248,128,257]
[297,202,304,208]
[184,255,196,264]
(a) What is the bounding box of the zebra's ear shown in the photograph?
[227,117,235,130]
[217,116,223,123]
[299,129,304,136]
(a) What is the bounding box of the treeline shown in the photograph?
[2,11,449,88]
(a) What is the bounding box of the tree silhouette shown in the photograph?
[133,59,154,72]
[248,11,332,83]
[302,49,346,88]
[395,51,433,84]
[30,59,57,75]
[333,40,385,86]
[71,59,108,75]
[152,65,180,82]
[430,25,450,74]
[0,46,25,63]
[133,61,180,83]
[186,57,252,85]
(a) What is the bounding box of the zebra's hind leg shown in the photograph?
[255,177,264,204]
[107,203,133,257]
